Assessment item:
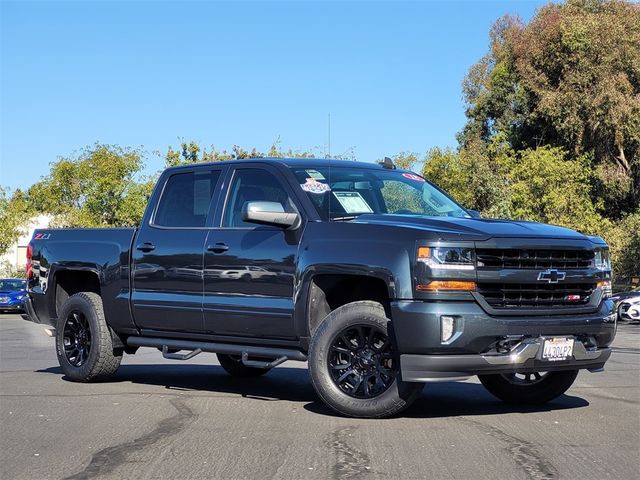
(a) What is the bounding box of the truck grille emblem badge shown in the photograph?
[538,269,566,283]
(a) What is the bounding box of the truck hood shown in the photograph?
[354,214,592,241]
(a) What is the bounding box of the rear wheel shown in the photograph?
[56,292,122,382]
[479,370,579,404]
[216,353,270,377]
[308,301,423,418]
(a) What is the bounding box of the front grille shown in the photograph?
[477,283,595,309]
[476,248,594,269]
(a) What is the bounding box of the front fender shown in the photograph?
[293,222,416,341]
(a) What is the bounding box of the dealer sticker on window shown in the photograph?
[301,178,331,194]
[332,191,373,214]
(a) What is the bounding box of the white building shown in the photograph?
[0,215,52,276]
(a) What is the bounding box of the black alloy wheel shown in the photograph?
[328,324,397,399]
[500,371,549,386]
[63,311,92,367]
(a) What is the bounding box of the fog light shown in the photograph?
[441,316,456,343]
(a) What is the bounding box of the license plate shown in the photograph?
[0,297,9,304]
[542,337,574,361]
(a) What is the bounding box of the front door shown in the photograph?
[132,167,223,332]
[203,165,302,339]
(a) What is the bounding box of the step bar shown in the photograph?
[127,336,308,367]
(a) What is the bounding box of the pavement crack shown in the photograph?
[325,426,372,480]
[459,418,558,480]
[63,397,195,480]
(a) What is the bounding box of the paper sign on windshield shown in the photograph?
[332,191,373,213]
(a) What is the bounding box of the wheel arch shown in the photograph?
[295,267,395,346]
[51,268,126,350]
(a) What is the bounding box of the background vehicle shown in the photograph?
[0,278,27,313]
[618,297,640,322]
[611,286,640,322]
[21,158,616,418]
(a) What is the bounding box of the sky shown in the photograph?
[0,0,547,191]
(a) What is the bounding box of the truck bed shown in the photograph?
[27,228,137,332]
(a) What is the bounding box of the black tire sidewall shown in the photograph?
[309,301,422,418]
[479,370,579,404]
[56,294,106,381]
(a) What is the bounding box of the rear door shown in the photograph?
[131,166,224,332]
[203,164,303,339]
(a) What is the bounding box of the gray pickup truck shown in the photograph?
[23,157,616,418]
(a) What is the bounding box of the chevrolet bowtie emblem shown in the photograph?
[537,269,566,283]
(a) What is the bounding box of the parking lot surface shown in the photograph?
[1,314,638,480]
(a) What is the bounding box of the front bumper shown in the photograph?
[0,301,24,311]
[391,299,616,382]
[401,337,611,381]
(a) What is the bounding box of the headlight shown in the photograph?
[594,249,611,270]
[417,247,475,270]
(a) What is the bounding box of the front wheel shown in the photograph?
[308,301,423,418]
[479,370,579,404]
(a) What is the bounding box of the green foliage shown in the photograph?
[422,145,511,218]
[163,139,318,168]
[461,0,640,217]
[0,188,35,255]
[457,0,640,279]
[28,143,146,227]
[507,147,603,234]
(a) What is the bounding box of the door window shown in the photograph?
[154,170,221,227]
[223,168,296,228]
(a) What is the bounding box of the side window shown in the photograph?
[154,170,221,227]
[223,168,295,228]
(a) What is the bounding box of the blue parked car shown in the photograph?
[0,278,27,313]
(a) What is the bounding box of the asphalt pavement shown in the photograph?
[1,314,638,480]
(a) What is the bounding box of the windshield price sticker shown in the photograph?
[301,178,331,194]
[332,191,373,214]
[542,337,574,361]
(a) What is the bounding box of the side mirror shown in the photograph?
[468,209,482,219]
[242,201,300,229]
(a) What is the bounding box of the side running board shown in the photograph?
[127,336,307,368]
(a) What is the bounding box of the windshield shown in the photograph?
[292,166,469,220]
[0,280,26,291]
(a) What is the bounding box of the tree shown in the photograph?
[0,188,34,255]
[28,143,147,227]
[506,146,604,233]
[422,143,512,218]
[461,0,640,217]
[162,140,319,168]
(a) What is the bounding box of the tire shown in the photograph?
[217,353,270,377]
[308,301,423,418]
[479,370,579,404]
[55,292,122,382]
[617,303,627,322]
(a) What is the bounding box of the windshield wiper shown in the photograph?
[331,215,360,221]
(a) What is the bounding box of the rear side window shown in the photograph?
[154,170,221,227]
